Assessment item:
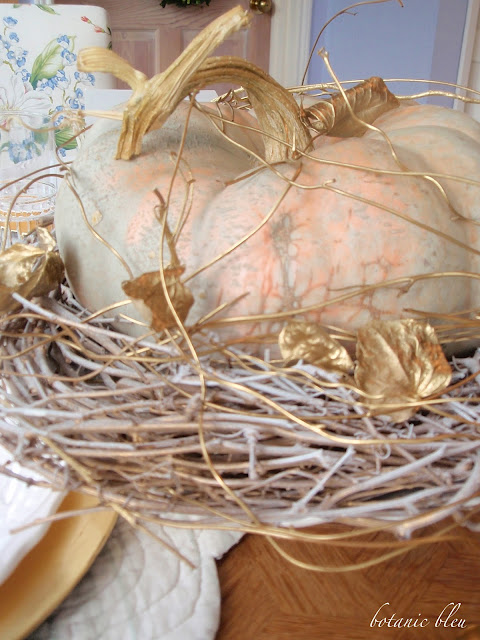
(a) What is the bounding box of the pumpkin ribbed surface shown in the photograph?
[185,106,480,338]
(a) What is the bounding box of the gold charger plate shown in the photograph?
[0,492,117,640]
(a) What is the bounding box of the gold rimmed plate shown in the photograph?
[0,492,117,640]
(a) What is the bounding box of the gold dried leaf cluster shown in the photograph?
[279,318,452,422]
[122,267,194,332]
[0,228,64,314]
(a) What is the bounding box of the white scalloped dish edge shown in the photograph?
[0,446,65,585]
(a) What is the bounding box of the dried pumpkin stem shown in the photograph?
[176,57,312,164]
[78,6,250,156]
[77,7,312,164]
[76,47,148,97]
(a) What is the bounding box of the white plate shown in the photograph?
[0,446,65,585]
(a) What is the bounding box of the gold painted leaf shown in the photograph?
[0,228,64,314]
[279,320,353,374]
[122,267,194,332]
[305,76,400,137]
[354,319,451,422]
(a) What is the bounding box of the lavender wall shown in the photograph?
[307,0,469,106]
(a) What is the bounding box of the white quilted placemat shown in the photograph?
[29,519,241,640]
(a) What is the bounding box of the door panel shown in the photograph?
[58,0,271,86]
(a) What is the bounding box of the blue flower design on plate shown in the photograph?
[60,49,76,66]
[55,69,69,90]
[8,139,35,163]
[7,46,26,68]
[3,16,18,28]
[74,70,95,85]
[56,34,70,47]
[0,126,47,165]
[67,95,81,110]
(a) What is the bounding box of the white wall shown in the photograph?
[464,1,480,119]
[306,0,469,108]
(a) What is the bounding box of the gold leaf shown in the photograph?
[0,228,64,314]
[305,76,400,137]
[279,320,353,374]
[354,319,452,422]
[122,267,194,332]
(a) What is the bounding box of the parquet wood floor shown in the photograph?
[216,521,480,640]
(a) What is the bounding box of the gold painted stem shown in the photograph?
[159,56,312,164]
[77,6,311,164]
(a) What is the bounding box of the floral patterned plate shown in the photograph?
[0,4,114,158]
